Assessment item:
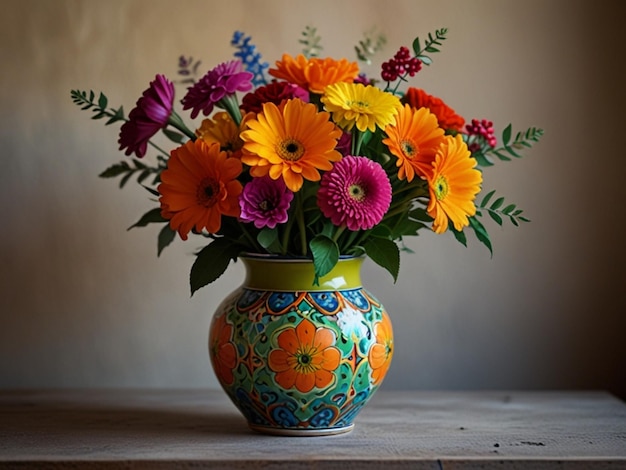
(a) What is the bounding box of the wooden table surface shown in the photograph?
[1,389,625,469]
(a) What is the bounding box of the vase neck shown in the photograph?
[241,256,364,291]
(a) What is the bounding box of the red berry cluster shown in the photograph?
[466,119,497,148]
[381,46,422,82]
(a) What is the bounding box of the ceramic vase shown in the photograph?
[208,255,393,436]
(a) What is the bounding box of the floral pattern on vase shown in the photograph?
[208,256,393,436]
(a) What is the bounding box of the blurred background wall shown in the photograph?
[1,0,624,399]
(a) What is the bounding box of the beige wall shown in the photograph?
[1,0,624,397]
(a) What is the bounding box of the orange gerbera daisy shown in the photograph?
[368,313,393,385]
[240,98,342,192]
[268,318,341,393]
[269,54,359,94]
[427,134,483,234]
[209,314,237,386]
[158,139,243,240]
[195,111,248,158]
[403,87,465,132]
[383,104,446,181]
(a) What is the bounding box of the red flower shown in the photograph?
[241,81,309,114]
[403,87,465,132]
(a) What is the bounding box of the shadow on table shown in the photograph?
[2,399,251,438]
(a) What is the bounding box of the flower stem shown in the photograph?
[238,222,262,252]
[219,94,243,126]
[295,192,308,256]
[352,131,366,156]
[167,111,196,140]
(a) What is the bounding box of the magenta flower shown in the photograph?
[317,156,392,231]
[239,176,294,229]
[241,80,309,114]
[118,74,175,158]
[182,60,253,119]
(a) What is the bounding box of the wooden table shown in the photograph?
[1,389,625,469]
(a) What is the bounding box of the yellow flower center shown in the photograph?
[434,175,449,201]
[294,349,317,374]
[400,139,417,159]
[348,183,366,202]
[278,138,305,161]
[197,178,220,207]
[346,99,370,110]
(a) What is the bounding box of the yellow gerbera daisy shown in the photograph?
[427,135,483,234]
[322,83,401,133]
[269,54,359,94]
[240,98,342,192]
[383,104,446,182]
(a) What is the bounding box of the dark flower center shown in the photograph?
[401,139,417,159]
[198,178,220,206]
[278,138,305,161]
[259,200,275,211]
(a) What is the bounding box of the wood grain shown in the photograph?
[1,390,625,469]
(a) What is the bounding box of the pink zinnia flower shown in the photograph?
[182,60,253,119]
[240,80,309,114]
[239,176,294,229]
[118,74,175,158]
[317,156,392,231]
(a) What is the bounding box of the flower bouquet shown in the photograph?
[71,27,543,294]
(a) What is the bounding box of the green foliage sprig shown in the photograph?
[300,26,323,58]
[99,159,165,188]
[411,28,448,66]
[70,90,125,125]
[355,29,387,65]
[474,124,544,167]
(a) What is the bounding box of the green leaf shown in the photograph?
[98,92,108,110]
[127,207,167,230]
[157,224,176,256]
[363,237,400,282]
[392,219,426,238]
[502,204,516,215]
[137,169,151,184]
[162,128,185,144]
[450,226,467,247]
[142,184,160,197]
[309,234,339,285]
[119,171,134,188]
[257,227,281,251]
[105,106,125,125]
[99,161,130,178]
[190,238,241,295]
[488,211,503,225]
[417,55,432,66]
[469,217,492,256]
[412,37,421,56]
[502,123,512,146]
[480,189,496,207]
[490,197,505,210]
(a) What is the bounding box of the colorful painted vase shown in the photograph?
[208,255,393,436]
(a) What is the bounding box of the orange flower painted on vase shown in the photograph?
[268,318,341,393]
[368,313,393,385]
[210,314,237,386]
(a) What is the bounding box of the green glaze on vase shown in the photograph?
[209,255,393,436]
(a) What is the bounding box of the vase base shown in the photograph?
[248,423,354,437]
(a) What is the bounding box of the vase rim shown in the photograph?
[240,253,365,263]
[240,253,364,290]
